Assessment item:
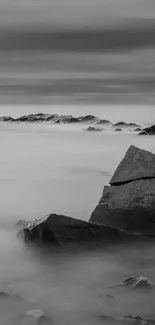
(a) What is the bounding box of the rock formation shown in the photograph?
[90,146,155,236]
[21,213,146,246]
[86,126,103,132]
[139,124,155,135]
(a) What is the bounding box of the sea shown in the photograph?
[0,104,155,324]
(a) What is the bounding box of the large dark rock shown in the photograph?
[90,146,155,236]
[139,124,155,135]
[22,214,146,246]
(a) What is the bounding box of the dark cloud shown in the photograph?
[0,19,155,52]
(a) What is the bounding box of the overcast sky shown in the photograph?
[0,0,155,29]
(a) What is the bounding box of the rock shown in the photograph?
[110,145,155,185]
[22,214,146,246]
[139,124,155,135]
[115,128,122,132]
[90,178,155,236]
[86,126,103,132]
[113,122,140,128]
[90,146,155,236]
[0,116,14,122]
[122,276,154,289]
[98,314,155,324]
[0,291,20,299]
[134,127,142,132]
[78,115,97,123]
[104,276,154,291]
[96,119,111,125]
[25,310,52,323]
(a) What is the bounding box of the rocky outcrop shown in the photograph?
[113,122,140,128]
[0,113,142,131]
[86,126,103,132]
[21,214,146,246]
[90,146,155,236]
[139,124,155,135]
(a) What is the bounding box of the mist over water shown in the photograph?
[0,105,154,324]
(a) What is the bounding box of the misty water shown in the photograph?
[1,105,155,324]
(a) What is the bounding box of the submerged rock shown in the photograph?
[139,124,155,135]
[90,146,155,236]
[21,214,146,246]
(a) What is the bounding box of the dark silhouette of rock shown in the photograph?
[110,145,155,185]
[115,128,122,132]
[86,126,103,132]
[96,119,111,125]
[0,116,14,122]
[113,122,140,128]
[22,214,146,246]
[78,115,98,123]
[139,124,155,135]
[134,127,142,132]
[90,146,155,236]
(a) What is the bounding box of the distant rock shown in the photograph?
[21,214,146,246]
[78,115,98,123]
[134,127,142,132]
[113,121,140,128]
[115,128,122,132]
[86,126,103,132]
[139,124,155,135]
[90,146,155,236]
[96,119,111,125]
[0,116,14,122]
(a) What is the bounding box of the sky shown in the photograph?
[0,0,154,29]
[0,0,155,103]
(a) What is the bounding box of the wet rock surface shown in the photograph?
[90,146,155,236]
